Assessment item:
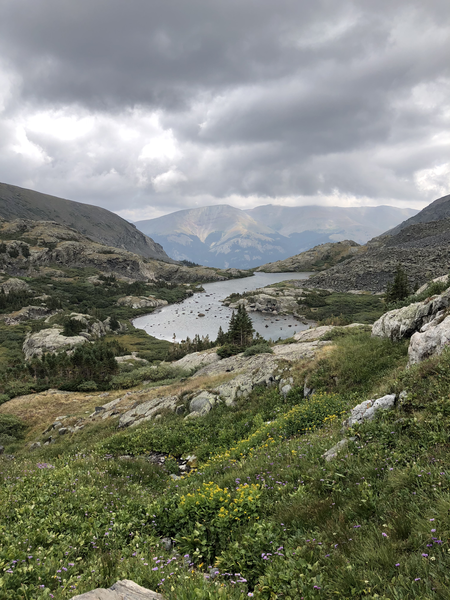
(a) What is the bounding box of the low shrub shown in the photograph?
[151,481,263,564]
[77,380,98,392]
[0,414,27,439]
[217,343,242,358]
[110,364,188,390]
[243,343,273,356]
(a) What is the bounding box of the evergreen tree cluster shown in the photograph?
[26,341,122,390]
[0,288,33,312]
[217,304,256,358]
[226,304,255,347]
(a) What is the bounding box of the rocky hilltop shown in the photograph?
[0,218,248,284]
[0,182,172,261]
[256,239,361,273]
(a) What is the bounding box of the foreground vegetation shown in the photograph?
[2,324,450,599]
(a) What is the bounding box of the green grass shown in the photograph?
[3,275,450,598]
[3,351,450,598]
[301,291,385,325]
[297,329,408,397]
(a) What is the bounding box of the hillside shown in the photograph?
[0,182,172,261]
[256,240,361,273]
[246,204,417,239]
[299,194,450,293]
[2,273,450,598]
[386,193,450,236]
[135,204,417,269]
[0,218,249,284]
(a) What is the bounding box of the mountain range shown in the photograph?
[135,204,418,269]
[0,182,172,262]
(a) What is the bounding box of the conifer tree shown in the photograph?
[227,304,254,348]
[385,265,410,303]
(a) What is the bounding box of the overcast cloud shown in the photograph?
[0,0,449,220]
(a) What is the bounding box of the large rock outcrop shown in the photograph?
[225,286,305,316]
[1,305,55,325]
[372,286,450,364]
[23,328,89,361]
[408,315,450,364]
[0,181,172,262]
[117,296,168,309]
[372,289,450,342]
[0,277,31,294]
[22,313,113,360]
[0,218,249,284]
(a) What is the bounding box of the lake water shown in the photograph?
[133,272,313,343]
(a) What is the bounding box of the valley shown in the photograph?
[1,188,450,599]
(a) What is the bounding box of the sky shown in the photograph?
[0,0,449,222]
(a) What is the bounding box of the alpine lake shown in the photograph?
[133,272,313,343]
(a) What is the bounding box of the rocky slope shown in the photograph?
[301,195,450,292]
[135,204,417,269]
[0,218,248,284]
[0,182,171,261]
[20,325,342,437]
[256,240,361,273]
[386,193,450,236]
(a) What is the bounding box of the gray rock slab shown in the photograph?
[119,396,179,428]
[101,397,124,411]
[273,341,331,361]
[408,314,450,364]
[293,326,335,342]
[323,439,349,462]
[70,579,163,599]
[189,391,217,415]
[343,394,396,429]
[372,288,450,342]
[22,328,88,361]
[172,349,220,371]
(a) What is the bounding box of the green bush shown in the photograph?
[217,343,241,358]
[77,380,98,392]
[0,414,27,439]
[151,481,263,564]
[243,343,273,356]
[63,317,85,337]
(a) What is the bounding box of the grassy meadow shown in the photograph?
[2,323,450,599]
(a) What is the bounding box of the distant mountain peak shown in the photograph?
[135,203,418,269]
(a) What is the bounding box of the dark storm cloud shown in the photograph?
[0,0,449,218]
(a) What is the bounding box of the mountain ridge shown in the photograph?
[0,182,172,262]
[302,193,450,292]
[136,203,418,269]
